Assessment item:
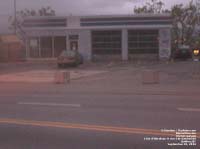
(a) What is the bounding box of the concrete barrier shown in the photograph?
[142,70,159,84]
[54,71,70,84]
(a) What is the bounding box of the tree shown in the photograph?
[9,6,56,27]
[134,0,198,48]
[9,6,56,34]
[134,0,170,14]
[171,1,198,46]
[38,6,56,16]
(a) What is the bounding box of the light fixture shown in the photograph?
[193,49,199,56]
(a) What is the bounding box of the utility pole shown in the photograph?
[14,0,17,34]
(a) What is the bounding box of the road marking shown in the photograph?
[18,102,81,108]
[0,118,199,138]
[177,107,200,112]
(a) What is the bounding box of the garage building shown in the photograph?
[22,14,172,61]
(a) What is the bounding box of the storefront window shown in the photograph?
[29,38,39,58]
[40,37,52,58]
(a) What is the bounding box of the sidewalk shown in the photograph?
[0,70,107,83]
[1,82,200,98]
[0,60,200,96]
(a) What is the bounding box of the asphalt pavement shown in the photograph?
[0,87,199,149]
[0,61,200,148]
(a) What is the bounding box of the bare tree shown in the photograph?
[134,0,169,14]
[8,6,56,42]
[171,1,198,46]
[134,0,198,48]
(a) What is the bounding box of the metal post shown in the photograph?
[14,0,17,34]
[39,37,41,58]
[25,38,28,59]
[52,36,55,57]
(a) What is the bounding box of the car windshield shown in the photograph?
[179,45,190,50]
[60,50,76,57]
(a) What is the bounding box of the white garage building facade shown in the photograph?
[23,14,172,61]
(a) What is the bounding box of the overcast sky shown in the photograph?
[0,0,190,15]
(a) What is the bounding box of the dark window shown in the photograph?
[54,36,66,57]
[80,16,172,27]
[69,35,79,40]
[92,30,121,55]
[40,37,52,58]
[23,18,67,27]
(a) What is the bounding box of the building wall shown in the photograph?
[67,16,80,28]
[25,28,172,61]
[0,43,25,62]
[79,30,92,61]
[23,14,172,61]
[122,29,128,60]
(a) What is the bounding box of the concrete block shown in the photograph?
[142,70,159,84]
[54,71,70,84]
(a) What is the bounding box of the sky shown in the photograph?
[0,0,191,34]
[0,0,190,16]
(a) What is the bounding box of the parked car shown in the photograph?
[173,45,192,60]
[57,50,83,68]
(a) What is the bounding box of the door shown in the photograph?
[69,35,79,51]
[70,41,78,51]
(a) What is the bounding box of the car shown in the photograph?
[173,45,192,60]
[57,50,83,68]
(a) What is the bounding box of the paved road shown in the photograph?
[1,60,200,148]
[0,86,199,149]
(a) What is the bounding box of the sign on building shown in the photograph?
[159,29,171,59]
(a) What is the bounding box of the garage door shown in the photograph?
[128,30,159,54]
[92,30,121,55]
